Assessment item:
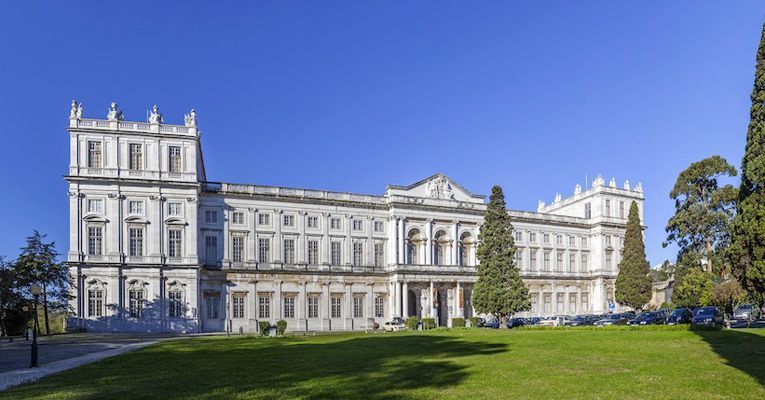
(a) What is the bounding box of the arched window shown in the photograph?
[127,280,147,319]
[407,229,422,265]
[459,232,473,266]
[433,230,449,265]
[86,279,106,318]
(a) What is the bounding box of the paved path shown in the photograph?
[0,333,181,392]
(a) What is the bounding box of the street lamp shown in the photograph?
[30,284,41,368]
[21,306,29,341]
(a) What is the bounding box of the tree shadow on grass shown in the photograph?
[4,334,508,400]
[694,329,765,388]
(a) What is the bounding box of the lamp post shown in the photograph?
[21,306,29,341]
[30,284,41,368]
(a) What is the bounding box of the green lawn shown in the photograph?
[3,327,765,400]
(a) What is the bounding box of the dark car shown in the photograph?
[527,317,542,326]
[666,308,693,325]
[566,314,598,327]
[692,306,725,328]
[627,311,664,326]
[621,311,637,320]
[508,318,526,328]
[594,313,628,327]
[484,318,500,329]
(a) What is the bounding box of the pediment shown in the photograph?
[386,173,485,204]
[83,214,108,223]
[124,216,150,224]
[164,217,187,226]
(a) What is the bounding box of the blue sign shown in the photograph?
[608,302,616,310]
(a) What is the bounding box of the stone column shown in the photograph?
[429,281,435,319]
[222,208,230,263]
[398,217,406,264]
[344,215,352,266]
[367,217,374,266]
[366,282,375,328]
[322,213,330,265]
[389,216,398,266]
[248,280,257,329]
[345,283,353,330]
[456,281,463,317]
[402,281,409,317]
[247,208,257,263]
[425,219,433,265]
[273,210,283,264]
[297,211,306,264]
[451,221,459,265]
[395,281,402,317]
[322,282,331,330]
[298,282,307,331]
[273,280,282,323]
[388,281,395,320]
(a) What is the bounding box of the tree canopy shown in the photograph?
[615,201,652,309]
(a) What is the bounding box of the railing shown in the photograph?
[72,118,196,136]
[204,182,387,204]
[214,262,388,274]
[389,264,477,275]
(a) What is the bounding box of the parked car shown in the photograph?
[566,314,598,327]
[528,317,542,326]
[692,306,725,328]
[621,311,637,320]
[508,318,526,328]
[539,315,570,327]
[594,313,629,327]
[627,311,664,326]
[666,308,694,325]
[733,303,761,322]
[484,318,500,329]
[383,320,407,332]
[475,317,487,327]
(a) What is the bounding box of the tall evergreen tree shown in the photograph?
[15,231,69,335]
[472,186,530,326]
[731,21,765,305]
[615,201,652,309]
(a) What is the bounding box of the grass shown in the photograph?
[2,327,764,399]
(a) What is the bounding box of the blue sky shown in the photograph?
[0,1,762,265]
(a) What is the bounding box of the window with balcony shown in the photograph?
[169,290,183,318]
[352,242,363,265]
[129,144,143,170]
[374,242,384,266]
[258,238,270,262]
[128,227,143,257]
[88,226,103,256]
[308,240,319,265]
[169,146,182,173]
[232,236,245,263]
[168,228,183,258]
[88,141,102,168]
[232,294,245,319]
[331,241,342,265]
[283,238,295,264]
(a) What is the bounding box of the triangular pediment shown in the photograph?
[386,173,485,204]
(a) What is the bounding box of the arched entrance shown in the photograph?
[407,289,418,317]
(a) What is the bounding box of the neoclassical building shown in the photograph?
[65,102,645,333]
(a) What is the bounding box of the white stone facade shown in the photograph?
[65,103,645,333]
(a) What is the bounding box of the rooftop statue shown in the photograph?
[574,184,582,195]
[537,200,545,211]
[184,108,197,127]
[69,100,83,120]
[635,182,643,192]
[554,193,561,203]
[623,180,631,190]
[149,104,163,124]
[592,175,604,188]
[609,177,616,188]
[107,102,123,121]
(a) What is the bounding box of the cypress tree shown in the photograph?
[472,186,530,326]
[731,21,765,305]
[615,201,652,309]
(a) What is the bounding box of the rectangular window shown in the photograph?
[374,242,384,266]
[544,294,551,313]
[531,294,538,314]
[581,253,589,272]
[569,236,576,246]
[88,226,103,256]
[232,211,245,225]
[87,141,102,168]
[619,201,625,219]
[168,229,183,258]
[169,145,182,173]
[87,199,103,214]
[556,252,564,271]
[128,200,143,215]
[283,296,295,318]
[606,235,612,246]
[88,289,103,317]
[605,200,611,217]
[232,295,245,319]
[205,210,218,224]
[258,213,270,226]
[129,143,143,170]
[581,293,589,312]
[205,235,217,261]
[308,296,319,318]
[543,234,550,244]
[258,238,270,262]
[556,235,563,245]
[283,215,295,227]
[569,253,576,273]
[530,250,537,271]
[605,252,612,269]
[374,221,384,233]
[543,251,550,271]
[584,203,592,219]
[232,236,245,263]
[308,240,319,265]
[375,296,384,318]
[516,231,523,242]
[557,293,564,313]
[169,290,183,318]
[352,242,364,265]
[168,202,182,216]
[331,241,342,265]
[331,297,342,318]
[129,289,143,318]
[569,293,577,314]
[283,239,295,264]
[352,220,363,231]
[330,218,341,230]
[258,295,271,319]
[128,227,143,257]
[206,294,220,319]
[529,232,537,243]
[307,216,319,229]
[353,297,363,318]
[515,249,523,269]
[582,237,588,247]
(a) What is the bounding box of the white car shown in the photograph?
[382,320,407,332]
[539,316,570,327]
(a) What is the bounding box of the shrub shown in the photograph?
[276,320,287,336]
[452,317,466,328]
[258,321,271,336]
[659,302,675,310]
[405,317,419,330]
[468,317,481,328]
[422,318,436,330]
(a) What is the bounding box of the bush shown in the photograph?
[405,317,419,330]
[468,317,481,328]
[659,302,675,310]
[452,317,465,328]
[422,318,436,330]
[258,321,271,337]
[276,320,287,336]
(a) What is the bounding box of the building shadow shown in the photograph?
[694,329,765,387]
[4,334,508,400]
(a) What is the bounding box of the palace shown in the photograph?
[65,102,645,333]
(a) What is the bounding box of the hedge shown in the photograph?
[258,321,271,336]
[468,317,482,328]
[422,318,436,330]
[405,317,420,330]
[276,320,287,336]
[452,317,466,328]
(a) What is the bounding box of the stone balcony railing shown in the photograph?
[207,261,477,276]
[204,182,387,205]
[70,118,198,137]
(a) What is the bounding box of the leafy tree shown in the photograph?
[673,269,714,308]
[615,201,652,309]
[648,260,674,283]
[0,257,25,338]
[14,231,70,335]
[664,156,737,276]
[731,21,765,306]
[710,279,747,315]
[473,186,530,326]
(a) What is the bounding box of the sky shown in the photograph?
[0,1,762,266]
